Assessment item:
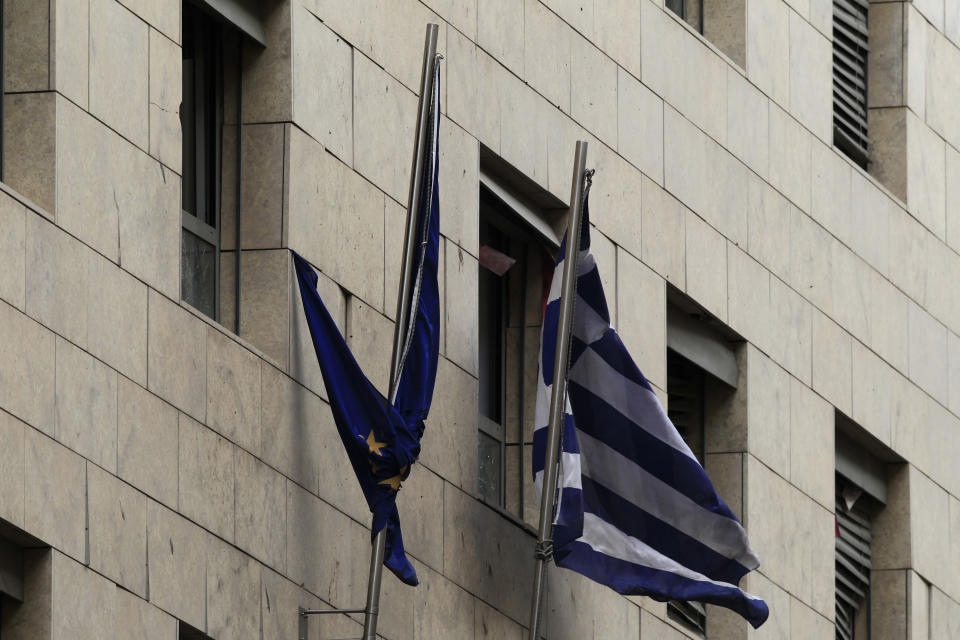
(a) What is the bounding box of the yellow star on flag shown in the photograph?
[378,466,409,492]
[366,431,387,457]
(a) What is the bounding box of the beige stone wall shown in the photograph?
[0,0,958,638]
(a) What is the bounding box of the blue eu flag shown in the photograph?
[292,59,441,586]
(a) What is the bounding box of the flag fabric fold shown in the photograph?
[291,56,441,587]
[532,191,769,627]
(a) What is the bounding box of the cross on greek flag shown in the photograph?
[532,188,770,628]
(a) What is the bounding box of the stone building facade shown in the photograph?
[0,0,958,638]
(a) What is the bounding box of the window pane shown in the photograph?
[666,0,684,18]
[181,229,217,319]
[478,432,501,504]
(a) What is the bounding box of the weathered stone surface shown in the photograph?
[590,144,645,259]
[413,563,476,640]
[117,377,178,508]
[87,252,148,386]
[179,413,235,542]
[55,337,118,472]
[420,357,477,491]
[53,0,89,107]
[768,276,812,385]
[206,327,262,453]
[908,301,949,405]
[524,0,572,111]
[617,250,666,388]
[4,0,50,91]
[0,196,25,310]
[947,145,960,252]
[0,301,55,435]
[869,2,904,108]
[345,296,394,396]
[851,342,894,446]
[445,27,501,153]
[206,535,261,640]
[114,588,177,640]
[789,204,834,315]
[478,0,524,75]
[235,448,286,572]
[87,464,147,596]
[747,175,792,282]
[395,466,444,571]
[292,8,353,164]
[444,240,479,376]
[3,92,56,213]
[89,0,149,148]
[930,586,960,639]
[926,26,960,150]
[789,9,831,142]
[685,213,727,322]
[789,378,833,509]
[50,552,117,640]
[618,68,664,185]
[811,309,852,415]
[439,118,480,257]
[768,104,811,212]
[747,0,789,105]
[148,27,180,172]
[0,411,25,528]
[116,0,179,42]
[727,67,769,177]
[146,500,206,631]
[746,345,791,481]
[1,549,52,640]
[147,291,206,420]
[907,113,947,241]
[25,214,88,347]
[260,364,323,492]
[949,331,960,416]
[571,34,617,145]
[638,609,689,639]
[498,65,551,190]
[24,428,85,561]
[475,599,523,640]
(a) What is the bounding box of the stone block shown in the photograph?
[768,104,811,212]
[206,535,261,640]
[638,609,688,640]
[179,413,235,542]
[4,0,49,91]
[146,500,206,631]
[52,0,89,107]
[727,67,769,177]
[708,145,751,248]
[789,378,833,509]
[116,378,177,509]
[87,464,147,596]
[439,118,480,257]
[947,145,960,252]
[478,0,524,75]
[906,6,928,118]
[570,35,617,146]
[888,205,935,310]
[908,301,949,405]
[768,275,812,385]
[747,176,791,282]
[114,588,177,640]
[663,107,711,233]
[353,53,417,205]
[116,0,178,42]
[346,296,394,396]
[868,2,904,108]
[25,214,88,347]
[0,196,25,310]
[242,1,292,123]
[789,205,834,315]
[790,596,833,639]
[24,428,85,561]
[640,176,685,288]
[909,570,931,640]
[206,327,262,453]
[684,213,727,322]
[950,331,960,416]
[851,173,895,283]
[0,411,25,528]
[868,106,907,205]
[442,484,533,623]
[0,302,55,435]
[235,448,286,571]
[445,27,500,153]
[810,140,851,239]
[727,245,771,349]
[476,599,522,640]
[789,9,832,142]
[3,92,56,214]
[851,342,893,446]
[618,68,664,185]
[830,242,872,345]
[616,250,666,388]
[811,309,852,415]
[148,27,180,172]
[89,0,149,148]
[907,113,947,241]
[589,143,644,259]
[54,337,118,472]
[292,8,353,164]
[286,126,385,308]
[949,1,960,46]
[524,0,572,111]
[50,552,117,640]
[420,357,477,491]
[395,466,444,571]
[641,0,727,144]
[260,569,324,640]
[285,481,354,605]
[422,0,476,38]
[413,564,475,640]
[926,26,960,150]
[930,586,960,640]
[747,0,789,105]
[869,570,907,639]
[148,292,206,420]
[444,240,479,376]
[867,271,908,375]
[910,467,952,590]
[705,453,743,520]
[746,346,791,480]
[224,249,290,367]
[87,253,148,386]
[590,228,618,327]
[914,0,944,30]
[260,364,323,492]
[595,0,643,75]
[498,68,551,190]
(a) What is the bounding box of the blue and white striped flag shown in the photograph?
[532,192,769,627]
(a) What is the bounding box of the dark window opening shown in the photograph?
[833,0,870,169]
[666,0,704,35]
[179,620,213,640]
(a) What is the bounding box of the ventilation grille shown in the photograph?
[835,481,873,640]
[833,0,870,168]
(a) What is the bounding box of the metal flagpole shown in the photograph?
[526,141,590,640]
[361,23,440,640]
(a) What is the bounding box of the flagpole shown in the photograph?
[361,23,440,640]
[527,141,589,640]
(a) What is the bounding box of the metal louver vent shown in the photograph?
[833,0,870,168]
[835,479,873,640]
[666,354,707,637]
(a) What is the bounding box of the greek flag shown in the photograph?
[532,192,769,627]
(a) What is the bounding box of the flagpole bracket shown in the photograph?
[534,540,553,561]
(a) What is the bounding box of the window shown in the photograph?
[663,0,746,68]
[180,2,246,323]
[476,175,563,525]
[666,0,703,34]
[833,0,870,168]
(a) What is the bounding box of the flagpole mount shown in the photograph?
[526,140,591,640]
